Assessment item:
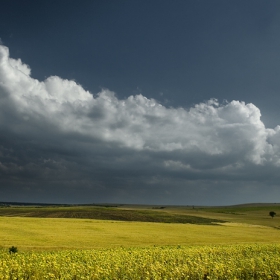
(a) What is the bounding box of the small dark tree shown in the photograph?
[9,246,18,254]
[269,211,276,218]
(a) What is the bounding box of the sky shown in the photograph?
[0,0,280,205]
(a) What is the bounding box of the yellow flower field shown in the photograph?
[1,244,280,279]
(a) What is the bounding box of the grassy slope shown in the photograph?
[0,216,279,250]
[0,206,224,224]
[0,204,280,227]
[165,205,280,229]
[0,204,279,250]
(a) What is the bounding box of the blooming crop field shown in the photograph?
[1,244,280,279]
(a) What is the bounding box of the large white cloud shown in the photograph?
[0,44,280,204]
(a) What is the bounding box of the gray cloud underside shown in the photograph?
[1,45,280,204]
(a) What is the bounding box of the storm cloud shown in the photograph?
[1,45,280,205]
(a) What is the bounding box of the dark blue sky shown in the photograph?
[1,1,280,205]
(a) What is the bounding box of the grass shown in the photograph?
[155,205,280,229]
[0,203,279,250]
[1,204,280,279]
[0,205,224,224]
[0,216,279,250]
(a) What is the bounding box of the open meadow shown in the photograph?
[0,204,280,279]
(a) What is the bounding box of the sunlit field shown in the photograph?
[0,204,280,279]
[0,216,279,250]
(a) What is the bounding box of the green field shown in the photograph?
[1,204,280,279]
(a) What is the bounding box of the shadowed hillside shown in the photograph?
[0,204,225,225]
